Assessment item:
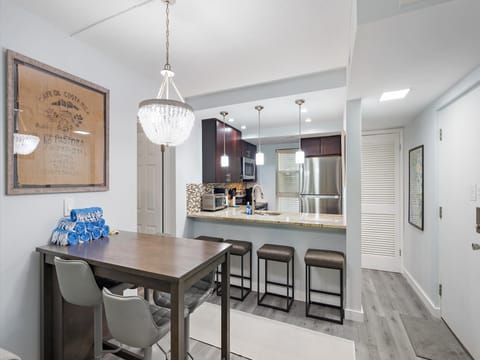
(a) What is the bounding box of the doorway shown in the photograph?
[361,130,403,272]
[438,84,480,359]
[137,124,176,235]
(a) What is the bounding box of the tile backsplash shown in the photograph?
[186,182,252,214]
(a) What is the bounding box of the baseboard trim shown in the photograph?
[402,268,440,318]
[345,307,364,322]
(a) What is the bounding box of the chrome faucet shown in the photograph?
[251,184,264,214]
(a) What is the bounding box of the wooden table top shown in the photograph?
[36,231,231,282]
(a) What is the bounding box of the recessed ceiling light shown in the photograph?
[228,118,235,123]
[305,118,312,123]
[380,88,410,102]
[301,108,308,113]
[241,125,247,130]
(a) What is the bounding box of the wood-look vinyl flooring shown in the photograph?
[209,269,465,360]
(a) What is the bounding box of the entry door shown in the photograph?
[137,124,162,234]
[439,85,480,359]
[361,132,401,272]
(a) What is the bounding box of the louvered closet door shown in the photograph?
[361,132,401,272]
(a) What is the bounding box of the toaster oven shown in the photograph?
[201,193,227,211]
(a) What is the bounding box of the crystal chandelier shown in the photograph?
[138,0,194,146]
[255,105,264,166]
[295,99,305,164]
[220,111,229,167]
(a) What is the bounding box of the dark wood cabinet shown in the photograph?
[241,140,257,159]
[301,135,342,157]
[202,118,242,183]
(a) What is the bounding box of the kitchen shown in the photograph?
[1,1,480,360]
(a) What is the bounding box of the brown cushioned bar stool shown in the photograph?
[305,249,345,324]
[257,244,295,312]
[195,236,224,293]
[223,239,252,301]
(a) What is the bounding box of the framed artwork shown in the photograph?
[6,50,109,194]
[408,145,424,230]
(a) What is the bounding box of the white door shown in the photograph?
[439,85,480,359]
[137,125,163,234]
[361,132,402,272]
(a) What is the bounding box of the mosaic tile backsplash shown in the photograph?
[186,183,249,214]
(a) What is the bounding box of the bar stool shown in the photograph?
[257,244,295,312]
[224,239,252,301]
[304,249,345,324]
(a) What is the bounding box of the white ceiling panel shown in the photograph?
[16,0,352,97]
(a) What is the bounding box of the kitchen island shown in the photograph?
[187,206,350,316]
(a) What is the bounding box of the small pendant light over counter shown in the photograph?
[220,111,229,168]
[255,105,264,166]
[295,99,305,164]
[137,0,195,147]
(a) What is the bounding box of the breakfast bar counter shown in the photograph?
[187,207,348,307]
[188,206,346,230]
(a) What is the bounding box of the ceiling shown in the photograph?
[350,0,480,129]
[15,0,352,97]
[14,0,480,132]
[194,87,346,140]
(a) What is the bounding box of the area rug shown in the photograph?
[400,315,472,360]
[190,302,356,360]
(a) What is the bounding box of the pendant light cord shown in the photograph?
[164,1,171,70]
[223,114,227,155]
[257,109,262,152]
[298,103,302,148]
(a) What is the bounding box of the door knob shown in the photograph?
[473,243,480,251]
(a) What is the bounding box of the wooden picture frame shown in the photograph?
[408,145,424,230]
[6,50,109,194]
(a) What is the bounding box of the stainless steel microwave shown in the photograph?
[242,157,256,180]
[201,194,227,211]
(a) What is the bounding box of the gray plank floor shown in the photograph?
[208,269,466,360]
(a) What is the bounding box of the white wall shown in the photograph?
[0,1,156,358]
[344,99,363,321]
[175,117,202,237]
[256,142,298,211]
[403,64,480,312]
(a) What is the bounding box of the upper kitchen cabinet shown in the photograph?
[241,140,257,159]
[202,118,242,183]
[301,135,342,157]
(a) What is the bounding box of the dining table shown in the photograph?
[36,231,231,360]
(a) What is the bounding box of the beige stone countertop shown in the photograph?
[188,206,346,230]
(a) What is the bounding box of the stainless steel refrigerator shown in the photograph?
[299,156,342,214]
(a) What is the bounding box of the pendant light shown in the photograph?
[255,105,265,166]
[295,99,305,164]
[220,111,229,167]
[137,0,195,147]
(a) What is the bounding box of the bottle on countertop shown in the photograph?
[246,202,252,215]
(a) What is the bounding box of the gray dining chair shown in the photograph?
[102,288,170,360]
[54,257,125,359]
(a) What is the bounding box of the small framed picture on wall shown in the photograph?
[408,145,424,230]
